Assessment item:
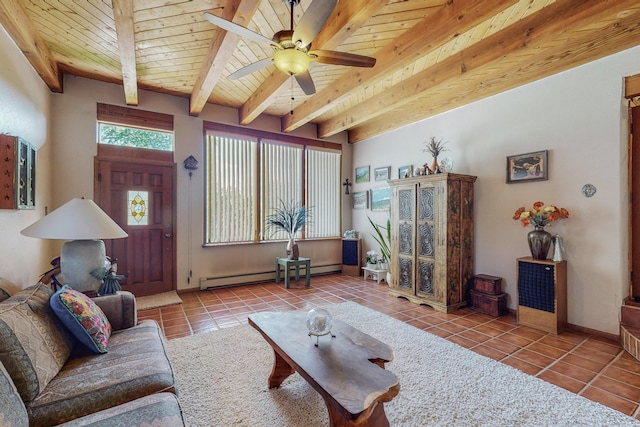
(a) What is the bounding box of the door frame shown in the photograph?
[94,143,178,293]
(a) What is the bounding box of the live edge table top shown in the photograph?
[248,311,399,426]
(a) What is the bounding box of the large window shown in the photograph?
[205,122,342,244]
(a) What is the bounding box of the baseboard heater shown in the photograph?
[199,263,342,290]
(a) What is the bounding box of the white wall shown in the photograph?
[352,45,640,335]
[50,75,350,293]
[0,26,52,288]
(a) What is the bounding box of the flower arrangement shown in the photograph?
[366,250,381,265]
[513,201,569,228]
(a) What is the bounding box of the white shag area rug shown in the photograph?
[136,291,182,311]
[166,301,640,426]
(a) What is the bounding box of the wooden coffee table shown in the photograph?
[248,310,399,427]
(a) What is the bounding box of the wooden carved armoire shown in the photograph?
[388,173,476,313]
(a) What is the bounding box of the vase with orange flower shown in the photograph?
[513,201,569,260]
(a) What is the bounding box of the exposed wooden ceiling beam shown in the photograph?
[190,0,261,117]
[347,0,640,143]
[281,0,519,134]
[0,0,61,92]
[238,0,387,125]
[112,0,137,106]
[319,0,618,138]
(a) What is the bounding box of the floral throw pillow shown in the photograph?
[50,285,112,353]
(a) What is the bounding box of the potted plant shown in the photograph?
[265,200,309,260]
[365,250,379,269]
[368,216,391,270]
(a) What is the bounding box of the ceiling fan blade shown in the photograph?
[228,58,274,80]
[295,70,316,95]
[292,0,337,49]
[203,12,274,46]
[309,50,376,68]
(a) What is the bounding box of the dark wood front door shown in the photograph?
[95,145,176,297]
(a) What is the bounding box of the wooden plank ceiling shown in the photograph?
[1,0,640,143]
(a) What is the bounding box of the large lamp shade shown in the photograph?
[21,198,127,293]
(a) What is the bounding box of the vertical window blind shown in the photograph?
[307,148,341,238]
[206,133,257,243]
[260,141,303,241]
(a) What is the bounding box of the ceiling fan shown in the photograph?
[203,0,376,95]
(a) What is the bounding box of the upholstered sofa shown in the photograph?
[0,283,185,426]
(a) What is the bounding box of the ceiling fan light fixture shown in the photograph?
[274,49,310,76]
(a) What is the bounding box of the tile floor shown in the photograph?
[138,274,640,420]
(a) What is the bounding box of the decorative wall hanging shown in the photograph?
[355,166,370,183]
[370,187,391,211]
[352,191,368,209]
[398,165,412,179]
[0,134,36,209]
[374,166,391,181]
[506,150,548,184]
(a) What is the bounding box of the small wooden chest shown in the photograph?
[473,274,503,295]
[470,289,507,317]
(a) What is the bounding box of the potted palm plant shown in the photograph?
[265,200,309,260]
[368,216,391,269]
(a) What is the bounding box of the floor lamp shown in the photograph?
[21,198,128,294]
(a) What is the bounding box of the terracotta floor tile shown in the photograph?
[501,356,543,376]
[526,341,569,359]
[484,320,517,333]
[581,338,623,355]
[510,326,547,341]
[450,317,480,329]
[571,346,617,365]
[162,317,189,328]
[513,348,554,368]
[591,376,640,402]
[580,386,638,416]
[458,329,492,344]
[498,332,534,347]
[549,360,598,383]
[472,344,507,361]
[561,353,608,373]
[537,370,585,393]
[603,366,640,388]
[614,353,640,374]
[472,324,505,337]
[437,321,468,334]
[538,335,579,351]
[484,338,521,355]
[424,326,452,338]
[447,335,476,349]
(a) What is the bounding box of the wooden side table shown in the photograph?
[362,267,388,284]
[275,257,311,289]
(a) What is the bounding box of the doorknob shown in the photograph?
[165,233,172,238]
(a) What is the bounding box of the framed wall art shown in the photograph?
[506,150,548,183]
[374,166,390,181]
[352,191,368,209]
[370,187,391,211]
[355,165,370,183]
[398,165,412,179]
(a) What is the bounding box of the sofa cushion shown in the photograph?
[26,319,178,426]
[0,286,10,302]
[50,285,112,353]
[0,360,29,427]
[56,392,185,427]
[0,284,74,402]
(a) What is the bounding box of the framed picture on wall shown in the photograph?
[370,187,391,211]
[374,166,390,181]
[398,165,412,179]
[506,150,548,183]
[352,191,368,209]
[355,166,370,183]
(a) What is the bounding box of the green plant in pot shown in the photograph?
[368,216,390,269]
[265,200,309,260]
